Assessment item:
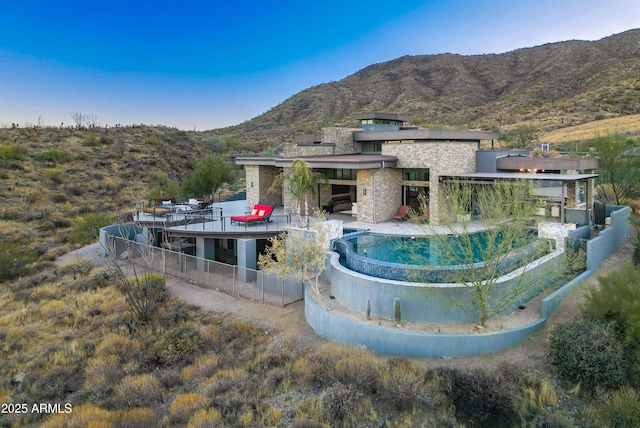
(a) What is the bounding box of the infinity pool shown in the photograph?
[333,229,545,282]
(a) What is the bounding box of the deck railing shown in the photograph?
[108,235,303,307]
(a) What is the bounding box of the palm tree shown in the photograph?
[269,159,327,225]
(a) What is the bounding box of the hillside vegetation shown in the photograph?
[214,29,640,147]
[2,28,640,428]
[0,126,213,262]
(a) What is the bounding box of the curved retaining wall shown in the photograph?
[305,284,547,358]
[306,269,595,358]
[99,223,143,258]
[306,206,631,357]
[328,250,563,324]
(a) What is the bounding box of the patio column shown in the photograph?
[195,237,206,270]
[237,238,257,283]
[566,181,578,208]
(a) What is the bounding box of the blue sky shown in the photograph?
[1,0,638,131]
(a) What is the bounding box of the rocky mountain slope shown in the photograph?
[216,29,640,146]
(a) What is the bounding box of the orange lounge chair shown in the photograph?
[392,205,409,221]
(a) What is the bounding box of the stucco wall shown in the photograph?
[328,250,563,324]
[587,206,631,272]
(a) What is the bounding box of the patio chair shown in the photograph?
[230,203,275,225]
[392,205,409,221]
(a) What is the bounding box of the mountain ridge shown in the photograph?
[214,29,640,146]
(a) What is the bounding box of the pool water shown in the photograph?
[344,230,537,267]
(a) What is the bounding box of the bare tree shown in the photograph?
[414,180,557,326]
[70,112,100,128]
[258,211,329,294]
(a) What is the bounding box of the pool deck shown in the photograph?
[342,218,487,236]
[135,200,487,238]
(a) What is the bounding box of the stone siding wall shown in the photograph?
[321,127,361,154]
[382,142,477,224]
[245,165,281,208]
[283,144,334,157]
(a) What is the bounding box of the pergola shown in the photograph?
[439,172,598,225]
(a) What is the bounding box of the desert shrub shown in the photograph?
[115,373,161,408]
[40,404,116,428]
[444,363,523,426]
[584,263,640,344]
[70,212,116,245]
[531,410,574,428]
[151,324,202,366]
[0,206,24,220]
[44,167,65,183]
[0,143,26,160]
[593,386,640,428]
[51,193,68,203]
[548,319,628,389]
[170,393,209,424]
[118,272,168,322]
[321,382,361,422]
[187,408,223,428]
[59,257,95,279]
[83,132,101,146]
[35,147,73,164]
[117,407,156,428]
[0,241,37,282]
[521,373,558,418]
[29,366,79,401]
[40,299,72,319]
[94,334,142,363]
[379,356,430,411]
[180,353,220,382]
[84,354,123,399]
[91,265,119,288]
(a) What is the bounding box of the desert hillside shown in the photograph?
[213,29,640,147]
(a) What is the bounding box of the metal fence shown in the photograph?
[111,236,303,307]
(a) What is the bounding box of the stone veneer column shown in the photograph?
[245,165,281,210]
[356,170,373,222]
[373,168,402,222]
[244,165,260,208]
[566,181,578,208]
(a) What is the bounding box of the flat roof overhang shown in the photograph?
[351,112,411,122]
[439,172,598,184]
[353,128,499,142]
[165,227,283,240]
[235,154,397,169]
[496,156,600,171]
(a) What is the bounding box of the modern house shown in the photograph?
[236,113,598,225]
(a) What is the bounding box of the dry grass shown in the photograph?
[542,114,640,144]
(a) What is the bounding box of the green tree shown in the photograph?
[504,124,540,149]
[419,180,555,326]
[181,154,235,198]
[591,132,640,206]
[70,212,117,246]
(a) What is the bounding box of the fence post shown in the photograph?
[262,270,265,304]
[232,265,236,296]
[207,260,210,289]
[282,276,285,308]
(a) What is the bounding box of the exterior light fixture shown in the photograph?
[363,189,366,195]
